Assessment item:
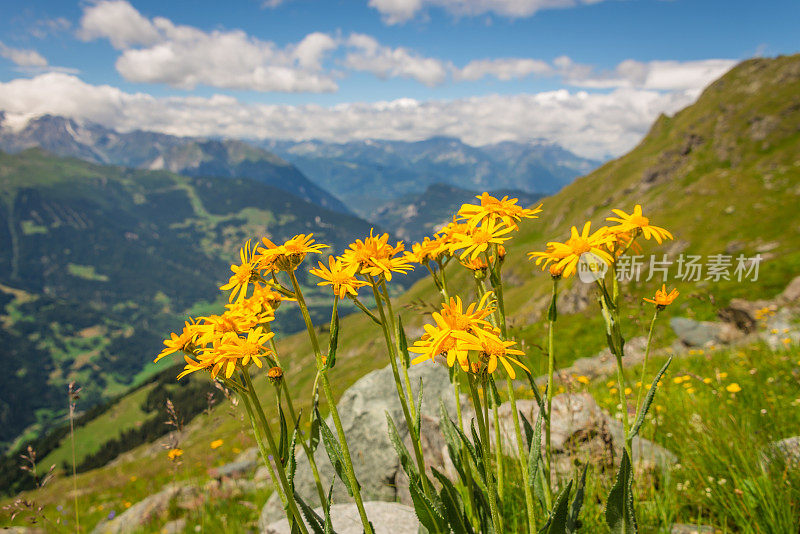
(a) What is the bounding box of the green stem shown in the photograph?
[351,297,382,325]
[492,399,504,501]
[239,387,287,508]
[69,400,79,533]
[507,376,537,532]
[369,276,431,496]
[379,278,416,421]
[635,309,660,419]
[287,270,373,533]
[543,279,557,508]
[241,371,307,533]
[468,376,503,533]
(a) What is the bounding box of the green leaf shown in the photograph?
[309,392,321,453]
[547,292,558,322]
[525,370,546,413]
[431,468,475,534]
[408,473,446,533]
[386,412,419,480]
[519,410,533,451]
[605,448,638,534]
[414,378,423,438]
[528,404,543,483]
[326,308,339,369]
[288,418,299,491]
[398,315,411,368]
[278,403,289,466]
[318,410,356,497]
[567,465,588,533]
[323,483,334,534]
[487,377,502,408]
[538,479,573,534]
[293,491,325,534]
[630,357,672,438]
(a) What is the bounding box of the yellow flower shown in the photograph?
[409,294,495,370]
[309,256,369,298]
[726,383,742,393]
[407,237,448,264]
[257,233,328,271]
[448,218,515,261]
[155,320,200,362]
[220,240,258,302]
[457,193,543,230]
[459,256,489,272]
[341,230,413,281]
[606,205,673,244]
[167,448,183,460]
[576,375,590,385]
[703,378,712,384]
[267,366,284,384]
[213,327,274,378]
[210,439,224,449]
[528,222,615,278]
[624,387,633,396]
[457,331,530,379]
[643,284,680,307]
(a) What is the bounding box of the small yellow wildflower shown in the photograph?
[610,387,618,395]
[726,383,742,393]
[529,221,615,278]
[624,387,633,396]
[210,439,224,449]
[643,284,679,308]
[576,375,590,385]
[167,448,184,460]
[606,204,673,243]
[457,193,542,230]
[220,240,258,302]
[703,378,712,384]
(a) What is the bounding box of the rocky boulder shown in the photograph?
[259,361,455,529]
[670,317,742,347]
[91,484,198,534]
[264,502,418,534]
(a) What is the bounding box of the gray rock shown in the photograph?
[762,436,800,469]
[460,393,675,476]
[264,502,418,534]
[160,518,187,534]
[91,484,197,534]
[260,361,454,530]
[670,318,726,347]
[670,524,717,534]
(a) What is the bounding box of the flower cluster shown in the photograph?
[528,204,673,279]
[409,294,528,378]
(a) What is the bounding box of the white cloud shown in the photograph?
[0,72,703,159]
[370,0,607,24]
[557,56,737,91]
[77,0,162,49]
[455,58,552,81]
[78,0,339,93]
[343,33,449,86]
[0,41,48,68]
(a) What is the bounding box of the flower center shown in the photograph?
[568,237,592,255]
[631,215,649,227]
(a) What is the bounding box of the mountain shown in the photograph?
[0,148,378,447]
[0,115,349,214]
[372,183,543,242]
[262,136,598,219]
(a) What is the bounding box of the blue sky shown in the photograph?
[0,0,798,158]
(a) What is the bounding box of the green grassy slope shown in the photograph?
[3,54,800,531]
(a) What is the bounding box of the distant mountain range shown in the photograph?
[372,183,543,242]
[263,136,599,219]
[0,113,348,214]
[0,148,378,447]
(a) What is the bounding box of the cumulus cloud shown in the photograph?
[78,0,339,92]
[0,72,704,159]
[343,33,449,86]
[0,41,48,68]
[370,0,607,24]
[77,0,162,49]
